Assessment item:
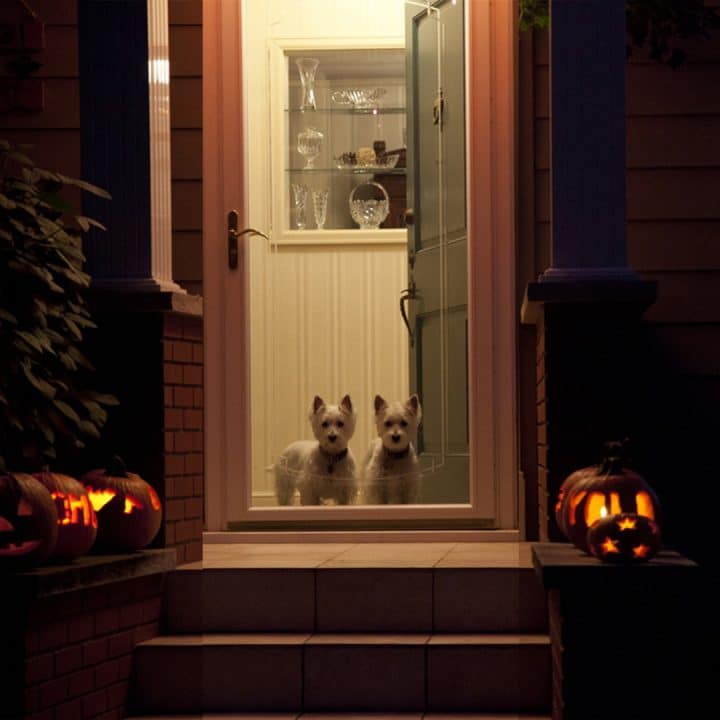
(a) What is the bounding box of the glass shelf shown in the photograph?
[287,167,406,175]
[286,107,406,115]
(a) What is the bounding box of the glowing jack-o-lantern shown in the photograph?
[554,465,596,538]
[587,512,662,563]
[559,441,662,554]
[0,472,58,568]
[35,471,97,560]
[81,456,162,552]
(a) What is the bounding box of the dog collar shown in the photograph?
[383,446,410,461]
[320,447,348,474]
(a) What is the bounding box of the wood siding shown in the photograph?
[169,0,203,295]
[0,0,203,296]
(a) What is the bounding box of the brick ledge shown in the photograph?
[4,548,176,599]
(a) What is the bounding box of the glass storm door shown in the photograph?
[406,0,469,503]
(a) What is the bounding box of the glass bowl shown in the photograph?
[349,181,390,229]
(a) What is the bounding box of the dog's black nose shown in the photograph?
[392,434,401,443]
[328,435,337,442]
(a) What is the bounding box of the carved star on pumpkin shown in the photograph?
[633,544,652,559]
[617,516,637,531]
[600,537,620,554]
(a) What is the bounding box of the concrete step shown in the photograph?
[126,714,552,719]
[130,633,551,715]
[126,715,552,719]
[165,567,548,634]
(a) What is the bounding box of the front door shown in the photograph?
[406,0,468,503]
[203,0,518,533]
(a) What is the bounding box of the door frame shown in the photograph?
[203,0,519,536]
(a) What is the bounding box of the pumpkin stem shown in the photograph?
[105,455,129,478]
[601,440,625,474]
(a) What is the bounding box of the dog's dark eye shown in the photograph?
[321,420,329,428]
[336,420,344,428]
[400,420,408,427]
[385,420,393,428]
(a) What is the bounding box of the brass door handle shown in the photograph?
[227,210,270,270]
[404,208,415,226]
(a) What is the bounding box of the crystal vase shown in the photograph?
[295,57,319,111]
[297,127,323,169]
[312,188,329,230]
[291,183,308,229]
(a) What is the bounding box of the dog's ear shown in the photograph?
[406,394,422,419]
[312,395,325,414]
[374,395,388,415]
[340,394,353,414]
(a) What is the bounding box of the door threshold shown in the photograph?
[203,529,521,544]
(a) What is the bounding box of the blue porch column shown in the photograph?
[542,0,636,281]
[521,0,657,542]
[78,0,183,292]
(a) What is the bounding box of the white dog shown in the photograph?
[362,394,422,504]
[274,394,358,506]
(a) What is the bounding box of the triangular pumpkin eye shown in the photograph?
[0,517,14,532]
[17,498,33,516]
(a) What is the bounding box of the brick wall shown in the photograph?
[535,314,548,541]
[162,312,204,565]
[18,574,164,720]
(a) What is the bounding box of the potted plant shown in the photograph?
[0,139,118,475]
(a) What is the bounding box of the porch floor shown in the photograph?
[191,541,536,569]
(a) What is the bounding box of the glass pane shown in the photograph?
[244,1,468,512]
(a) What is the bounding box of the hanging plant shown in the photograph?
[519,0,720,68]
[0,139,119,473]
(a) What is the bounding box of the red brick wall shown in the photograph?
[22,575,164,720]
[162,313,203,565]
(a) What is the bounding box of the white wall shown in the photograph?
[243,0,410,503]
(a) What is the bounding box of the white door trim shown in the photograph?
[203,0,518,534]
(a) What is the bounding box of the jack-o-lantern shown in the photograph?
[587,512,662,563]
[554,465,596,539]
[0,472,58,568]
[35,471,97,560]
[81,456,162,552]
[560,441,662,554]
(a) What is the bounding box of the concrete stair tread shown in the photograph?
[126,715,551,719]
[137,632,551,647]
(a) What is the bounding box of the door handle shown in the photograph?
[227,210,270,270]
[400,286,415,348]
[404,208,415,226]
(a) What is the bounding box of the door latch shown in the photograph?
[400,281,416,348]
[227,210,270,270]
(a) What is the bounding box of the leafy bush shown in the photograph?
[519,0,720,68]
[0,139,118,472]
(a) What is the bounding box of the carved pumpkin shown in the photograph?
[0,472,58,568]
[561,441,662,554]
[554,465,596,539]
[81,457,162,552]
[587,512,662,563]
[35,471,97,560]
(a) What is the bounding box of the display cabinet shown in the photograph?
[271,45,408,242]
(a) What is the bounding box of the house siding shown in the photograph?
[169,0,203,295]
[528,16,720,563]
